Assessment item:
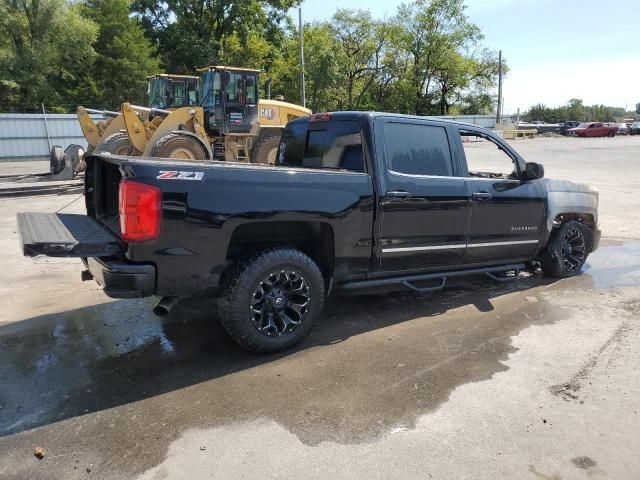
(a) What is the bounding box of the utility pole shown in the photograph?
[298,7,306,108]
[496,50,502,125]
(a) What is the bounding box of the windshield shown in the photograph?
[200,71,222,108]
[577,123,589,128]
[148,78,168,109]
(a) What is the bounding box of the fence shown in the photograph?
[431,114,513,129]
[0,112,510,162]
[0,113,104,162]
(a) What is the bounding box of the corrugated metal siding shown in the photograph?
[0,113,104,161]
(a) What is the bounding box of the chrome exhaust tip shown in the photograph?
[152,296,178,317]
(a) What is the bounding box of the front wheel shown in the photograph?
[150,133,208,160]
[541,220,593,278]
[218,248,325,353]
[95,132,132,156]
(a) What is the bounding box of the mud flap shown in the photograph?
[17,212,121,257]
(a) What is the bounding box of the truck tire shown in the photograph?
[541,220,593,278]
[151,133,207,160]
[250,131,281,165]
[218,248,325,353]
[95,133,132,156]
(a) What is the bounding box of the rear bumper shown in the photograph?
[83,257,156,299]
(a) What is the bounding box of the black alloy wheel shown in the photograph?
[250,269,311,337]
[541,220,593,278]
[218,248,325,353]
[559,225,587,273]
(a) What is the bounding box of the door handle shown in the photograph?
[386,190,412,198]
[472,191,492,201]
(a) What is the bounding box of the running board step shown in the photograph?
[338,263,527,292]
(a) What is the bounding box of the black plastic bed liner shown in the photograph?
[17,212,121,257]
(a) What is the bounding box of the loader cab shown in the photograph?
[147,74,199,110]
[198,66,259,136]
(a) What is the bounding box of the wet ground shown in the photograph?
[1,241,639,479]
[1,137,640,479]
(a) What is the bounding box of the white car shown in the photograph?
[617,123,629,135]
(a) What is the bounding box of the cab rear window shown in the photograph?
[278,120,364,172]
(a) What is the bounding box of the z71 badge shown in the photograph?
[156,171,204,180]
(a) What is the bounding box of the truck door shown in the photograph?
[373,118,470,272]
[453,127,545,263]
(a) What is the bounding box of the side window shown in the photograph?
[278,121,307,167]
[383,123,453,176]
[172,82,186,106]
[459,130,519,179]
[304,121,363,171]
[225,73,243,103]
[278,121,364,172]
[246,76,257,104]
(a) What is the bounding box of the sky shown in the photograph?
[292,0,639,114]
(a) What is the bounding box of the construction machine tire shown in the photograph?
[250,131,281,165]
[95,133,132,156]
[50,145,65,175]
[150,133,207,160]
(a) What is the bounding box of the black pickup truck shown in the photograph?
[17,112,601,352]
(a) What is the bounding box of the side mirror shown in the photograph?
[523,162,544,180]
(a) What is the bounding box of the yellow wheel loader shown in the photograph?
[51,74,199,179]
[78,74,200,155]
[121,65,312,164]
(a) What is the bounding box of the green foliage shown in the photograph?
[1,0,502,115]
[523,100,618,123]
[0,0,98,111]
[83,0,159,108]
[131,0,300,73]
[263,1,502,115]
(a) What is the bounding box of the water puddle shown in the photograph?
[0,241,638,477]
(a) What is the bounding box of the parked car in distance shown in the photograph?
[567,122,618,137]
[628,122,640,135]
[615,123,628,135]
[561,121,581,135]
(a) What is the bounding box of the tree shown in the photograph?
[566,98,585,121]
[523,100,617,123]
[0,0,98,111]
[132,0,300,73]
[83,0,159,108]
[329,9,389,110]
[395,0,482,115]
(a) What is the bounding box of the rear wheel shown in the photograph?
[250,131,281,165]
[95,133,132,156]
[150,133,207,160]
[607,131,615,138]
[541,220,593,278]
[218,248,325,353]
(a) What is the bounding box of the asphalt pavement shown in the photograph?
[1,136,639,479]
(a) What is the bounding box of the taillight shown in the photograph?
[118,180,161,242]
[309,112,332,122]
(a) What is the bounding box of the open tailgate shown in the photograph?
[17,213,122,257]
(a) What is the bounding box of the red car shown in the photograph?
[567,122,618,137]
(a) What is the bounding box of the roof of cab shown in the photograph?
[290,111,493,134]
[195,65,261,73]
